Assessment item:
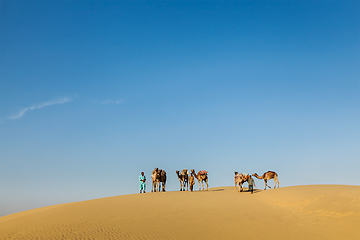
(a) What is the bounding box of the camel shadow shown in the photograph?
[210,188,225,192]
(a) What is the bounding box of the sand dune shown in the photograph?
[1,185,359,240]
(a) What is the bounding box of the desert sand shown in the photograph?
[1,185,359,240]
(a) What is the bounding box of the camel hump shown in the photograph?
[199,170,208,175]
[267,171,277,176]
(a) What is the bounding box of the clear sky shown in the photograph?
[1,1,359,217]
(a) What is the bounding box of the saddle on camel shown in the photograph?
[235,172,250,180]
[198,170,208,175]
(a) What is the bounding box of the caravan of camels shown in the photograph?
[175,169,208,192]
[150,168,279,192]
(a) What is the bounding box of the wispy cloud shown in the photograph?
[100,99,125,105]
[9,97,73,120]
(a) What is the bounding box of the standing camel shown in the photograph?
[234,172,250,192]
[159,169,167,192]
[151,168,160,192]
[190,169,208,191]
[151,168,167,192]
[176,169,189,191]
[252,171,279,190]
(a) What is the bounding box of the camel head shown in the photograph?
[234,171,238,175]
[252,173,260,178]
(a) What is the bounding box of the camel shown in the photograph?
[190,169,208,191]
[151,168,160,192]
[189,173,195,192]
[252,171,279,190]
[176,169,189,191]
[151,168,167,192]
[234,172,250,192]
[157,169,166,192]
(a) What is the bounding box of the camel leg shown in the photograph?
[198,180,201,191]
[265,180,271,190]
[275,177,279,188]
[205,179,208,190]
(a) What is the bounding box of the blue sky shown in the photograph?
[1,1,359,217]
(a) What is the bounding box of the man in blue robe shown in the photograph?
[139,172,146,193]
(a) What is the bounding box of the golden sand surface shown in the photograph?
[1,185,359,240]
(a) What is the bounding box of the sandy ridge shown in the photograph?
[1,185,359,240]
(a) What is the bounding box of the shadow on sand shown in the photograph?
[250,189,262,194]
[210,188,225,192]
[235,188,262,194]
